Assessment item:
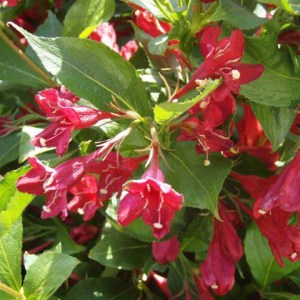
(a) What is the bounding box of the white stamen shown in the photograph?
[39,138,47,147]
[142,274,148,281]
[146,184,151,192]
[153,223,163,229]
[231,69,240,80]
[258,209,267,215]
[100,188,108,195]
[42,206,51,213]
[172,98,178,103]
[77,208,84,215]
[195,79,208,88]
[2,1,8,7]
[291,252,297,260]
[211,283,218,290]
[204,159,211,166]
[60,85,66,93]
[200,101,208,109]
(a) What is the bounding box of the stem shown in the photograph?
[0,21,25,50]
[0,29,56,87]
[153,0,175,23]
[0,282,25,300]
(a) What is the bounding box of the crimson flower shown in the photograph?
[152,236,180,264]
[32,87,115,156]
[254,150,300,217]
[118,147,183,239]
[70,223,99,245]
[200,204,243,296]
[174,26,264,99]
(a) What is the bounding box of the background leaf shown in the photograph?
[89,223,151,270]
[209,0,267,29]
[244,222,300,287]
[0,132,21,168]
[23,252,80,300]
[258,0,300,15]
[63,0,115,38]
[64,278,139,300]
[13,25,152,117]
[163,142,233,218]
[250,103,296,151]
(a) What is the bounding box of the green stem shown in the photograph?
[0,282,25,300]
[153,0,175,23]
[0,21,25,50]
[0,29,56,87]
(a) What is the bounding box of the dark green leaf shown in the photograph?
[0,132,21,169]
[0,34,47,87]
[244,222,300,287]
[241,34,300,107]
[250,103,296,151]
[12,25,152,117]
[0,166,33,237]
[63,0,115,38]
[64,278,139,300]
[23,252,80,300]
[163,142,233,218]
[35,11,62,37]
[0,219,22,291]
[154,79,221,125]
[89,223,151,270]
[209,0,267,29]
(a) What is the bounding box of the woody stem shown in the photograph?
[0,281,26,300]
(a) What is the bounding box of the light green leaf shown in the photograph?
[12,25,152,117]
[63,0,115,38]
[244,222,300,287]
[0,219,22,291]
[19,126,54,163]
[250,103,296,151]
[123,0,165,18]
[23,252,80,300]
[89,223,151,270]
[241,34,300,107]
[148,34,169,55]
[154,79,221,125]
[163,142,233,218]
[36,11,62,37]
[64,278,139,300]
[258,0,300,15]
[0,166,33,237]
[209,0,267,29]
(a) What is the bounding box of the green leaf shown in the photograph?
[154,79,220,125]
[89,223,151,270]
[12,25,152,117]
[244,222,300,287]
[123,0,165,18]
[148,34,169,55]
[163,142,233,218]
[35,11,62,37]
[208,0,267,29]
[0,132,21,169]
[0,34,48,87]
[0,219,22,291]
[0,166,33,237]
[63,0,115,38]
[19,126,54,163]
[258,0,300,15]
[23,252,80,300]
[250,103,296,151]
[64,278,139,300]
[241,34,300,107]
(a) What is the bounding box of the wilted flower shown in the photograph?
[152,236,180,264]
[70,223,99,244]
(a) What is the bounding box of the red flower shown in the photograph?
[70,223,99,244]
[118,147,183,239]
[254,150,300,216]
[32,87,115,156]
[200,204,243,296]
[174,27,264,99]
[152,236,180,264]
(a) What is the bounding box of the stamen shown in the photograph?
[42,206,51,213]
[153,223,163,229]
[200,101,208,109]
[204,159,211,166]
[258,209,267,215]
[195,79,208,88]
[211,283,218,290]
[39,138,47,147]
[291,252,297,260]
[77,208,84,215]
[100,188,108,195]
[231,69,240,80]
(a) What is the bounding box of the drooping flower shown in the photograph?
[253,150,300,217]
[199,203,243,296]
[70,223,99,244]
[118,146,184,239]
[174,27,264,99]
[32,87,115,156]
[152,236,180,264]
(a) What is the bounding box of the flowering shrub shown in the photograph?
[0,0,300,299]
